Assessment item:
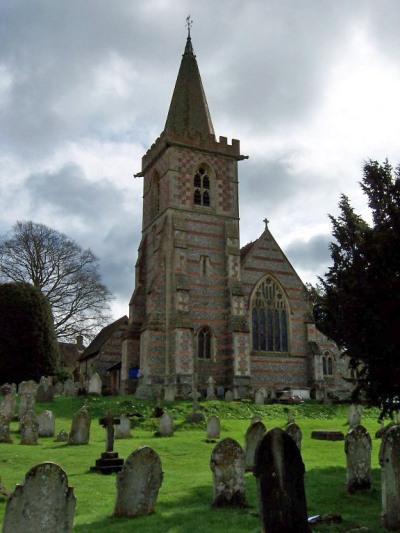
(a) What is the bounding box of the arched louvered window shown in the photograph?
[251,276,289,352]
[194,167,211,207]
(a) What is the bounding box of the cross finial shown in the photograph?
[186,15,193,37]
[263,218,269,229]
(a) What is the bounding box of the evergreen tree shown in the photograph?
[0,281,60,383]
[315,159,400,417]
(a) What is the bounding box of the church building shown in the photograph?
[120,29,351,401]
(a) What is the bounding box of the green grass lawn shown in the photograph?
[0,397,391,532]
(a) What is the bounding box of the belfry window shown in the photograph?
[251,277,289,352]
[194,167,211,207]
[197,327,212,359]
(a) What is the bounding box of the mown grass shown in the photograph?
[0,397,391,532]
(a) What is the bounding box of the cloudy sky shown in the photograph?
[1,0,400,322]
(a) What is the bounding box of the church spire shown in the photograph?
[164,17,215,137]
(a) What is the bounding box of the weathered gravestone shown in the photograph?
[88,373,102,395]
[36,376,54,402]
[254,389,264,405]
[91,411,124,474]
[114,446,163,518]
[185,389,205,423]
[210,437,247,507]
[38,410,56,437]
[348,403,363,427]
[2,462,76,533]
[206,376,217,400]
[253,427,308,533]
[55,429,69,442]
[344,424,372,493]
[225,390,234,402]
[379,425,400,529]
[115,414,132,439]
[0,414,13,443]
[20,410,39,445]
[158,412,174,436]
[18,380,38,396]
[206,415,220,440]
[164,384,177,402]
[285,422,303,451]
[63,379,78,397]
[54,382,64,395]
[244,420,267,471]
[0,393,16,420]
[68,405,91,445]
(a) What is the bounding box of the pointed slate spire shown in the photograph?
[164,19,215,137]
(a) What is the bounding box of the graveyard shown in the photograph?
[0,392,395,532]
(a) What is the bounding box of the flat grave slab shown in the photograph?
[311,430,344,441]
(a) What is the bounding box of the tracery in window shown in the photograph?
[194,167,211,207]
[251,276,289,352]
[197,327,212,359]
[322,351,334,377]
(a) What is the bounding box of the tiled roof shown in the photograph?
[79,316,128,362]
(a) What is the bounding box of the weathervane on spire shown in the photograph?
[186,15,193,38]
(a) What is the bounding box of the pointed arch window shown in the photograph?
[322,351,334,377]
[194,167,211,207]
[151,171,161,217]
[197,326,213,359]
[251,276,289,353]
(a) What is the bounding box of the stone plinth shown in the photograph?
[90,452,124,474]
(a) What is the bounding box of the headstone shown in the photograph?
[114,446,163,517]
[88,373,102,395]
[115,414,132,439]
[244,420,267,471]
[285,422,303,451]
[36,376,54,402]
[38,410,56,437]
[206,415,220,440]
[18,393,36,427]
[68,405,91,445]
[225,390,234,402]
[348,403,363,427]
[159,412,174,436]
[55,429,69,442]
[91,411,124,474]
[379,425,400,529]
[2,462,76,533]
[217,386,225,399]
[253,427,308,533]
[54,382,64,395]
[0,414,13,443]
[210,437,247,507]
[344,424,372,493]
[254,389,264,405]
[287,410,296,425]
[185,388,205,422]
[164,384,177,402]
[18,380,38,396]
[206,376,217,400]
[20,410,39,445]
[0,393,16,420]
[63,379,78,397]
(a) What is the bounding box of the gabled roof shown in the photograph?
[58,342,83,367]
[164,35,215,137]
[240,240,256,261]
[79,316,128,362]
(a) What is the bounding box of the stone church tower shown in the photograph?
[121,30,351,400]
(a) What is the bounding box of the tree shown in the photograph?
[0,282,60,383]
[315,159,400,418]
[0,221,113,341]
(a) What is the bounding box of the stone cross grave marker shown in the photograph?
[206,376,217,400]
[210,437,247,507]
[285,422,303,451]
[344,424,372,493]
[206,415,220,440]
[91,410,124,474]
[348,403,363,427]
[38,410,55,437]
[253,427,309,533]
[244,420,267,471]
[68,405,91,445]
[2,462,76,533]
[379,424,400,529]
[114,446,163,518]
[20,410,39,445]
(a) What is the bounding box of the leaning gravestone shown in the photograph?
[348,403,363,427]
[114,446,163,517]
[115,414,132,439]
[68,405,91,445]
[0,414,13,443]
[253,427,309,533]
[244,420,267,471]
[379,425,400,529]
[38,410,56,437]
[210,437,247,507]
[206,415,220,440]
[88,373,102,395]
[2,462,76,533]
[20,410,39,445]
[158,412,174,436]
[344,424,371,493]
[285,422,303,451]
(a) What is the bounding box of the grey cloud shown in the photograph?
[284,233,332,274]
